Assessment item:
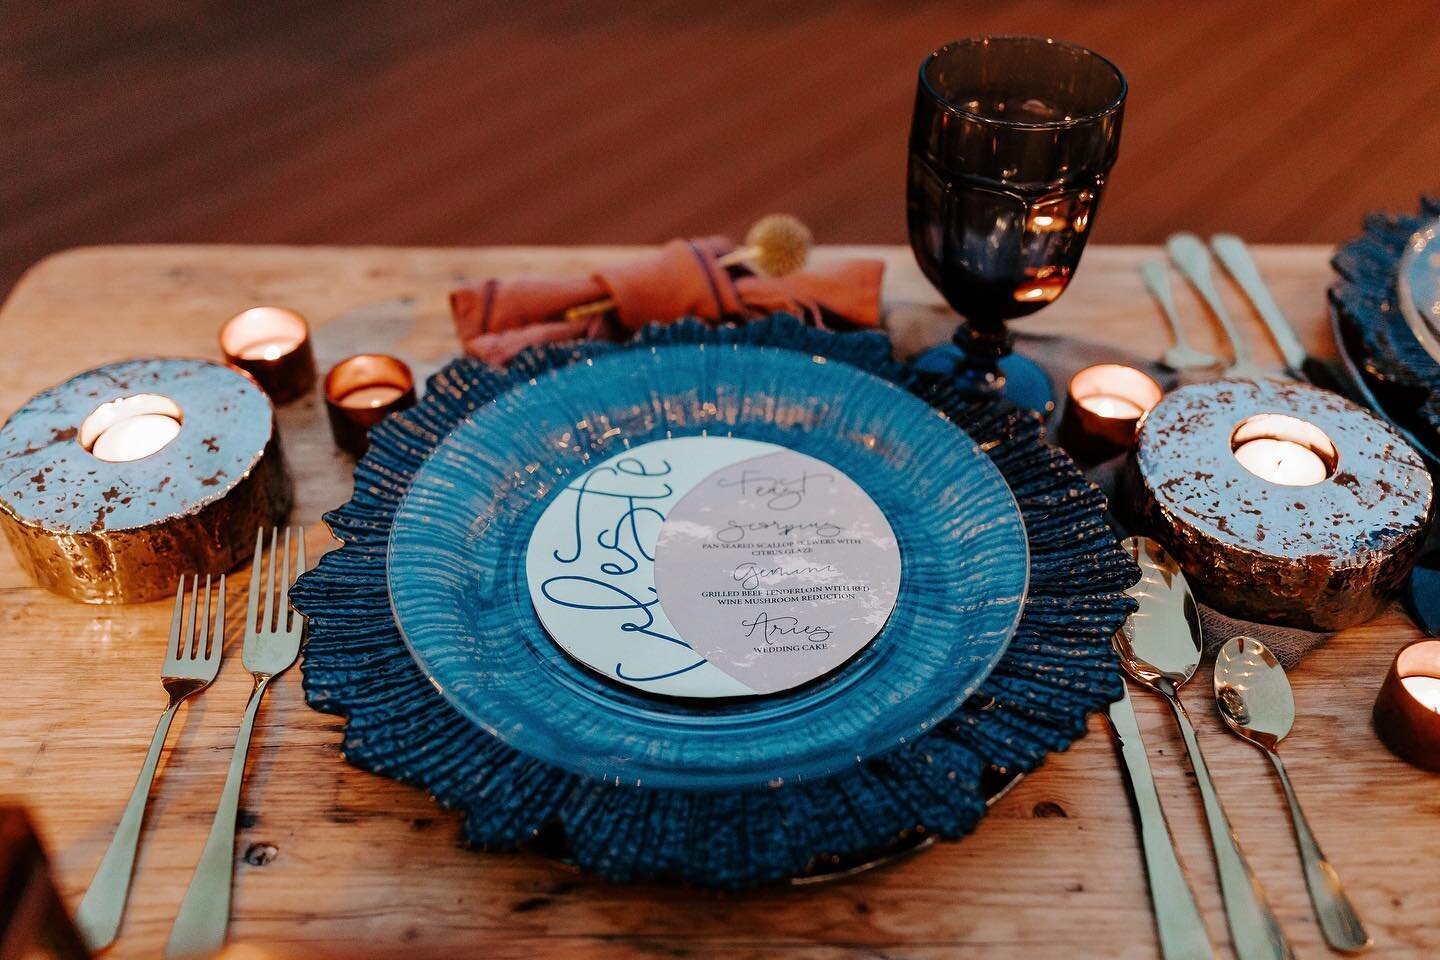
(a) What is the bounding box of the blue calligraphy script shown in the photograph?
[540,456,706,682]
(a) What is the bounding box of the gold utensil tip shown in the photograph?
[1138,258,1220,372]
[1165,232,1265,380]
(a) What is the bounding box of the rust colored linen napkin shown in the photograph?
[450,237,884,366]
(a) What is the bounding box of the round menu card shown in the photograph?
[525,436,901,698]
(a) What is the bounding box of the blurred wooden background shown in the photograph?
[5,0,1439,297]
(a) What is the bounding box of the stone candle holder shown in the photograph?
[0,358,292,603]
[1129,377,1432,630]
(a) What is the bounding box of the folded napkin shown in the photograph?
[450,237,884,366]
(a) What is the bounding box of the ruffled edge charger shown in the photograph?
[290,315,1139,889]
[1329,195,1440,466]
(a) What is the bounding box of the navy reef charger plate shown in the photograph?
[291,315,1138,888]
[1330,196,1440,468]
[387,344,1029,792]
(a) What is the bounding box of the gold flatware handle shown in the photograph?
[1105,685,1216,960]
[75,700,181,951]
[165,676,272,959]
[1267,751,1371,953]
[1208,234,1308,378]
[1141,260,1190,346]
[1166,232,1262,376]
[1167,695,1294,960]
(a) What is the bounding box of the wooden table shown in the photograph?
[0,244,1434,959]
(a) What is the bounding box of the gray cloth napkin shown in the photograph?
[1016,333,1332,668]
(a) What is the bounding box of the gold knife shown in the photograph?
[1105,680,1217,960]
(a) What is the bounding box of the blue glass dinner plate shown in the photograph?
[292,315,1139,888]
[387,343,1029,792]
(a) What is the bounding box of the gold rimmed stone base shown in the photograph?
[0,358,291,603]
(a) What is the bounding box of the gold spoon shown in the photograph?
[1115,536,1294,960]
[1214,637,1372,953]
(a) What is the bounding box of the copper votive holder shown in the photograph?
[324,354,417,456]
[1129,377,1433,629]
[1374,639,1440,772]
[219,306,317,404]
[0,358,291,602]
[1058,363,1163,464]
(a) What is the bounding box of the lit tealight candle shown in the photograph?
[241,339,296,362]
[1077,392,1145,420]
[92,415,181,462]
[1230,414,1336,487]
[324,354,417,456]
[337,384,407,410]
[1059,363,1164,462]
[1233,438,1327,486]
[79,394,184,463]
[1375,639,1440,771]
[1400,675,1440,714]
[219,306,316,403]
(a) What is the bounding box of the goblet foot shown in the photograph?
[912,342,1055,416]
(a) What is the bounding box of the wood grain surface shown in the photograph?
[0,244,1435,959]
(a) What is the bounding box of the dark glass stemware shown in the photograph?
[907,36,1126,412]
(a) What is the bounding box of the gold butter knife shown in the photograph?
[1106,681,1217,960]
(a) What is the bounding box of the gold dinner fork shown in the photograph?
[166,527,305,959]
[75,575,225,952]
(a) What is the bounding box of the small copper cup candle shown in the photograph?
[324,354,417,456]
[1374,639,1440,771]
[219,306,316,404]
[1130,378,1433,629]
[1058,363,1163,463]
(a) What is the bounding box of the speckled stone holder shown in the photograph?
[0,358,292,603]
[1129,377,1433,630]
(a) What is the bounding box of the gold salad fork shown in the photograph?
[166,527,306,959]
[75,575,225,952]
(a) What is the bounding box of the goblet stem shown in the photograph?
[917,318,1052,413]
[950,319,1011,389]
